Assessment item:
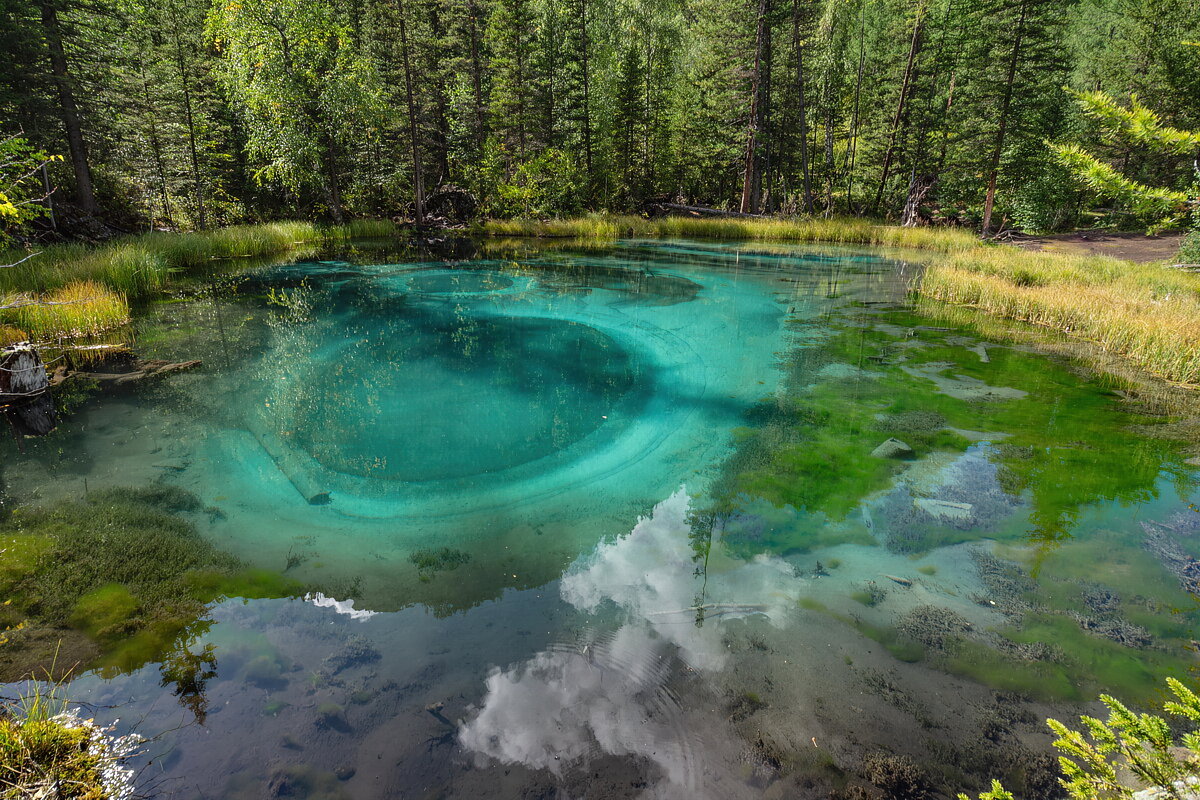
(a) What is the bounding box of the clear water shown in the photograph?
[2,238,1198,799]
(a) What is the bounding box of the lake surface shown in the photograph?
[3,237,1198,799]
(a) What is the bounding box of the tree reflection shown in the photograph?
[158,622,218,725]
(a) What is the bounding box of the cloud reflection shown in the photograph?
[459,488,802,797]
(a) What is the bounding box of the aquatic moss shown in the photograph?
[409,547,472,581]
[0,487,300,678]
[713,309,1194,558]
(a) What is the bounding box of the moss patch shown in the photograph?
[0,486,301,679]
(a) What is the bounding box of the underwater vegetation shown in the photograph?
[409,547,472,583]
[709,303,1200,704]
[0,485,300,679]
[714,309,1193,554]
[960,677,1200,800]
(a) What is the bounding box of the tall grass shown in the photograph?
[474,214,981,252]
[3,281,131,340]
[919,248,1200,385]
[0,219,400,300]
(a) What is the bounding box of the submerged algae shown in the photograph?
[716,309,1194,555]
[0,486,301,679]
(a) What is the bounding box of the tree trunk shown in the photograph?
[397,0,425,224]
[981,0,1028,236]
[792,0,813,212]
[170,13,207,229]
[138,64,173,227]
[40,1,97,215]
[843,6,867,214]
[323,134,345,224]
[873,2,926,213]
[467,0,486,153]
[580,0,593,193]
[740,0,771,214]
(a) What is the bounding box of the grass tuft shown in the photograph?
[3,281,130,341]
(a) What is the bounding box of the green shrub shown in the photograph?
[959,677,1200,800]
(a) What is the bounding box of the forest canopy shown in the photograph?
[2,0,1198,235]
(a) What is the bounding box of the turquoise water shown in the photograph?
[2,238,1199,798]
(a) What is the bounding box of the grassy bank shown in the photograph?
[5,214,1198,388]
[0,219,398,341]
[919,248,1200,385]
[475,214,982,252]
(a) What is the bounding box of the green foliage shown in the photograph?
[1050,144,1192,230]
[1070,90,1200,156]
[481,146,586,218]
[958,779,1015,800]
[1051,90,1200,232]
[205,0,384,216]
[961,678,1200,800]
[1049,679,1200,800]
[0,136,55,244]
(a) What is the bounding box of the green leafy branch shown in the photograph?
[960,678,1200,800]
[1068,90,1200,157]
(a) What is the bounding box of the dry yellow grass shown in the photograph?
[0,324,28,346]
[475,214,981,253]
[919,249,1200,385]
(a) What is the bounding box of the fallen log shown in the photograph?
[52,359,202,387]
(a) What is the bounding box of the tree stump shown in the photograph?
[0,343,49,404]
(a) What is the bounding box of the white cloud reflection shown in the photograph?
[458,488,802,797]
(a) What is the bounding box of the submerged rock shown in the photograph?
[912,498,973,521]
[872,438,914,459]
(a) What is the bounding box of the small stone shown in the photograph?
[1185,456,1200,467]
[335,766,356,781]
[870,438,913,459]
[914,498,974,520]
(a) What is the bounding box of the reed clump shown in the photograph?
[3,281,130,340]
[919,248,1200,385]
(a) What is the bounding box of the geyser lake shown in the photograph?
[3,237,1199,799]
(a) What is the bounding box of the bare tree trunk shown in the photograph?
[792,0,813,212]
[873,2,925,213]
[398,0,425,224]
[843,6,866,214]
[40,1,97,215]
[324,134,345,224]
[740,0,771,214]
[141,69,174,226]
[467,0,486,154]
[580,0,593,194]
[980,0,1027,236]
[169,9,207,229]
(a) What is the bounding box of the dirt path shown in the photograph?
[1010,230,1184,263]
